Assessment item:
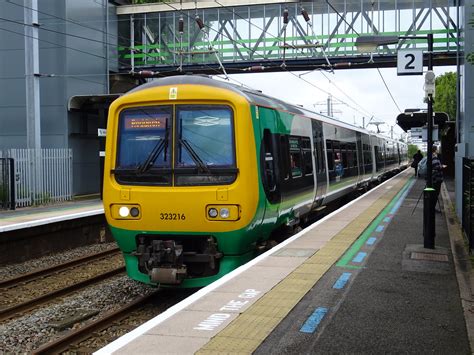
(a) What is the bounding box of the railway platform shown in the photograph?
[0,198,103,233]
[0,198,106,264]
[96,170,473,354]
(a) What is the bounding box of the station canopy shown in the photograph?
[68,94,121,112]
[396,109,449,132]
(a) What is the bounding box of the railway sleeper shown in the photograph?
[133,236,223,284]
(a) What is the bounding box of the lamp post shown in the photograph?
[424,33,436,249]
[355,33,436,249]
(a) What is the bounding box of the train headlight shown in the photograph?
[208,208,219,218]
[119,206,130,217]
[219,208,230,219]
[112,204,141,220]
[130,207,140,217]
[206,205,240,221]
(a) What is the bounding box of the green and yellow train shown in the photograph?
[103,75,408,288]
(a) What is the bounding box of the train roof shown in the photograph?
[128,75,405,145]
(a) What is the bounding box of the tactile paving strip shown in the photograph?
[197,175,409,354]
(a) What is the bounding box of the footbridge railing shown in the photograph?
[116,0,460,73]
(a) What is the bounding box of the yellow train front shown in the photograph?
[103,76,264,288]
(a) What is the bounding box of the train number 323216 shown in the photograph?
[160,213,186,220]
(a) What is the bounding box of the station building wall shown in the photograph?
[0,0,117,196]
[456,0,474,218]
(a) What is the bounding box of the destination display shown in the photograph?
[124,115,168,130]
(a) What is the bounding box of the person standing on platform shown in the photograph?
[431,145,443,212]
[412,150,423,176]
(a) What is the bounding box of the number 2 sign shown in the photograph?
[397,49,423,75]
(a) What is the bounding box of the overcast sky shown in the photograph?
[218,65,456,140]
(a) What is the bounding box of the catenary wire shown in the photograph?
[165,1,374,119]
[2,0,141,48]
[1,0,159,62]
[211,0,381,120]
[326,0,403,114]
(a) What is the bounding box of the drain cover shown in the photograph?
[411,252,448,262]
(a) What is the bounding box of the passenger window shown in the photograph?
[326,140,333,171]
[262,129,277,193]
[289,137,302,178]
[301,137,313,176]
[303,151,313,175]
[279,135,290,180]
[347,151,353,168]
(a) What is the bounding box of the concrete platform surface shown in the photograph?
[0,199,103,232]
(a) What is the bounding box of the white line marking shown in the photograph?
[95,170,408,355]
[0,209,104,233]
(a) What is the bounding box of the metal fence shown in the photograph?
[0,149,73,208]
[0,158,15,210]
[462,157,474,251]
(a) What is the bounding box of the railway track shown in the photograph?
[0,248,125,322]
[33,290,194,354]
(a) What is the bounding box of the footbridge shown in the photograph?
[116,0,460,75]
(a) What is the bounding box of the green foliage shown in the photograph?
[408,144,421,158]
[0,184,5,204]
[468,53,474,65]
[433,72,456,121]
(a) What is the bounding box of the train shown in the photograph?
[103,75,408,288]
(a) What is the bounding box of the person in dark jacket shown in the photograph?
[431,145,443,212]
[412,150,423,176]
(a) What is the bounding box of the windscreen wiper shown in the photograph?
[179,138,211,173]
[137,136,168,174]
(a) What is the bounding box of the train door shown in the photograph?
[257,107,281,209]
[312,120,327,207]
[356,132,364,182]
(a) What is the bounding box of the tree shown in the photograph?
[408,144,421,158]
[433,72,456,121]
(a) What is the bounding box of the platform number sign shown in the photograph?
[397,49,423,76]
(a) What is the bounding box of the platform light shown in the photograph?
[424,70,436,97]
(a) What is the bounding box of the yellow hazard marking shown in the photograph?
[197,174,409,355]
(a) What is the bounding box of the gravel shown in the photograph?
[0,275,155,353]
[0,242,118,281]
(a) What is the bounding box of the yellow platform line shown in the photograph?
[197,174,409,354]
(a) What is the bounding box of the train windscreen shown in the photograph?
[114,105,236,186]
[175,105,237,186]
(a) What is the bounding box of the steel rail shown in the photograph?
[0,247,120,288]
[32,292,159,355]
[0,266,125,322]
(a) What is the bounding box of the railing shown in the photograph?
[0,158,15,210]
[462,157,474,251]
[0,149,73,208]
